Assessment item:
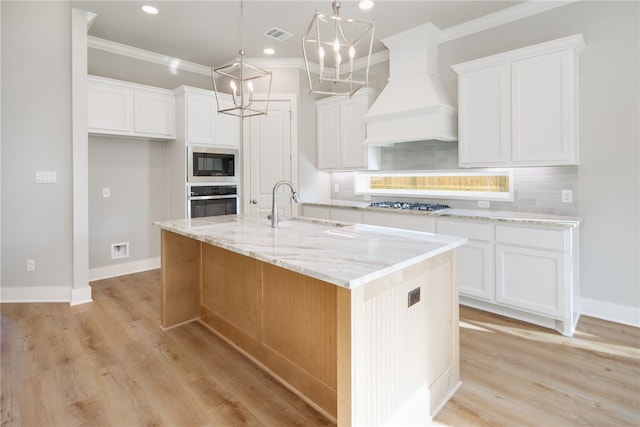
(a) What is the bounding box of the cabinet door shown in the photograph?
[340,97,368,168]
[437,219,494,300]
[512,50,577,165]
[495,244,566,318]
[88,82,133,134]
[186,93,215,145]
[213,96,241,148]
[317,102,341,169]
[134,90,175,138]
[457,64,511,166]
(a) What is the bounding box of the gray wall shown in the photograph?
[88,136,167,269]
[1,1,73,288]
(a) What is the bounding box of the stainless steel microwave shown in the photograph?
[187,146,238,183]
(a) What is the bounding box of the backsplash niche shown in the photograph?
[329,140,580,217]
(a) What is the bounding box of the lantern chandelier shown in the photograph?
[212,0,272,118]
[302,0,375,97]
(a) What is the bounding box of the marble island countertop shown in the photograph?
[154,214,466,289]
[304,200,581,227]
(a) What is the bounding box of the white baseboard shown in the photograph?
[0,286,72,303]
[580,297,640,328]
[89,257,160,282]
[0,258,159,304]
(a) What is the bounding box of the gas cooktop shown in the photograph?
[369,201,451,211]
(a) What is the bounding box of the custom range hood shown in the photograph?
[363,23,457,146]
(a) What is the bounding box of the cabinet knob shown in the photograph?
[251,199,257,204]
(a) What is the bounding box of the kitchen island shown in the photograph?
[154,214,466,425]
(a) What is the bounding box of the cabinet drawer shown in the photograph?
[496,225,567,251]
[437,219,492,241]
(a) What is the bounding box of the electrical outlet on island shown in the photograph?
[478,200,490,208]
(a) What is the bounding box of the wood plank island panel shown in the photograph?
[161,230,199,328]
[156,218,464,425]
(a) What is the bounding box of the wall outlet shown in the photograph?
[26,259,35,272]
[478,200,490,208]
[408,287,421,307]
[103,187,111,198]
[111,242,129,260]
[562,189,573,203]
[334,184,340,193]
[363,195,371,202]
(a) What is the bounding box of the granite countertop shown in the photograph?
[154,214,466,289]
[304,200,581,227]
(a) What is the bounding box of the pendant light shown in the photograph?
[212,0,272,118]
[302,0,375,96]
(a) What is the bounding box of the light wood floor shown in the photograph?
[1,269,638,426]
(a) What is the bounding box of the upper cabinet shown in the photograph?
[316,88,381,171]
[88,75,175,139]
[452,34,584,167]
[174,86,240,148]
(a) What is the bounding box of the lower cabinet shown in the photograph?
[445,220,579,336]
[437,219,494,301]
[302,204,580,336]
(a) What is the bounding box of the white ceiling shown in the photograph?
[72,0,524,67]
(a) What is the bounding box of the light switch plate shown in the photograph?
[35,171,57,184]
[103,187,111,198]
[562,189,573,203]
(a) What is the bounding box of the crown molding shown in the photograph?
[88,1,578,74]
[88,36,212,76]
[439,0,580,43]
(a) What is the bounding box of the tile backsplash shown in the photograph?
[330,140,580,217]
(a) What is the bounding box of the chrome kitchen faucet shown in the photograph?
[270,180,300,228]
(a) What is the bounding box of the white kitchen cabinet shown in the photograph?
[301,203,580,335]
[495,225,572,319]
[437,219,494,301]
[316,88,381,171]
[88,75,175,139]
[175,86,240,148]
[452,34,584,167]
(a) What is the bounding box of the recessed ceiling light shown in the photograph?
[358,0,374,10]
[264,48,275,55]
[142,5,158,15]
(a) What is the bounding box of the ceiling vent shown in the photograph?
[263,27,293,42]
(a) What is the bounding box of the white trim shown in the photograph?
[580,297,640,328]
[439,0,580,43]
[88,36,212,76]
[87,1,578,78]
[71,287,93,306]
[72,8,92,305]
[88,36,307,76]
[0,286,72,303]
[89,257,161,282]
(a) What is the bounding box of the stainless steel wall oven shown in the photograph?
[188,185,238,218]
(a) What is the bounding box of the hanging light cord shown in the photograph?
[239,0,245,57]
